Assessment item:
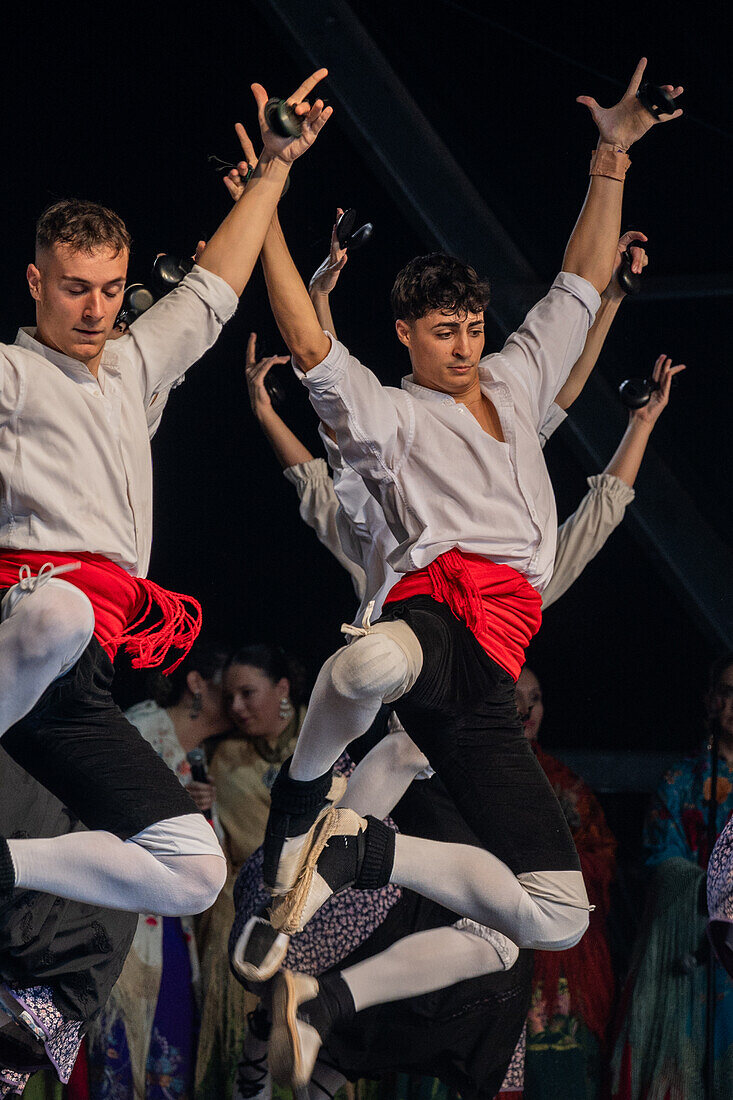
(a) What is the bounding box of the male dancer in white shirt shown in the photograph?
[251,60,683,1088]
[0,71,331,930]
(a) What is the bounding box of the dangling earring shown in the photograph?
[190,692,202,720]
[279,696,294,721]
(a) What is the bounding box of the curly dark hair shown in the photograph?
[35,198,131,258]
[390,252,491,323]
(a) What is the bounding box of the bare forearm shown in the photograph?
[604,417,653,486]
[563,156,624,294]
[555,293,622,409]
[261,214,331,370]
[256,406,313,470]
[197,154,291,296]
[310,290,337,341]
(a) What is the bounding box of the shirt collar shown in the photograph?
[15,327,122,382]
[401,359,504,403]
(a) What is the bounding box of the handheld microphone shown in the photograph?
[187,748,213,823]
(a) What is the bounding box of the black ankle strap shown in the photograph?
[355,816,395,889]
[269,757,335,816]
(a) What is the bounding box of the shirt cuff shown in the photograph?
[554,271,602,324]
[184,265,239,325]
[538,402,567,448]
[283,457,331,489]
[586,473,636,506]
[292,332,348,393]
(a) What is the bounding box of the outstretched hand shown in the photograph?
[223,123,260,203]
[577,59,683,151]
[632,354,685,427]
[245,332,290,419]
[309,208,348,295]
[605,230,649,301]
[251,68,332,164]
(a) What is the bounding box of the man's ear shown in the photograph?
[395,319,411,348]
[27,264,42,302]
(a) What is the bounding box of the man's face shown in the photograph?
[27,243,128,367]
[395,308,485,395]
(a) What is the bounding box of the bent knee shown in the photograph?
[534,906,589,951]
[156,852,227,916]
[382,730,430,775]
[330,635,409,703]
[130,811,227,913]
[517,900,590,951]
[330,624,422,704]
[12,584,94,663]
[515,869,590,950]
[179,853,228,914]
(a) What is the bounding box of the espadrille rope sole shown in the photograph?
[268,773,348,895]
[269,808,355,934]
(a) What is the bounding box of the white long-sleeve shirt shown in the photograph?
[284,459,635,617]
[295,272,600,593]
[0,266,238,577]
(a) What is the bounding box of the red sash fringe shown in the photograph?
[383,548,542,681]
[0,551,201,674]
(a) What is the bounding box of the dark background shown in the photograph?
[2,2,730,777]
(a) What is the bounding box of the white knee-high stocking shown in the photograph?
[8,814,226,915]
[289,624,423,782]
[391,834,590,950]
[341,925,511,1012]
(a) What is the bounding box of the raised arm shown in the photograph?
[221,136,343,345]
[197,70,331,296]
[555,231,648,410]
[218,118,331,368]
[245,332,312,469]
[261,212,331,370]
[309,210,348,339]
[542,354,683,608]
[604,354,684,486]
[563,59,681,294]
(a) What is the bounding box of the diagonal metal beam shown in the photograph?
[501,273,733,304]
[253,0,733,648]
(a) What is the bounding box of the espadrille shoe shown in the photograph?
[269,811,395,936]
[268,970,354,1091]
[263,764,348,894]
[231,912,291,986]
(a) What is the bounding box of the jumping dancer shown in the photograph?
[252,60,682,1088]
[0,70,331,926]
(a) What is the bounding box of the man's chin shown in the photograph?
[67,333,107,359]
[441,369,476,391]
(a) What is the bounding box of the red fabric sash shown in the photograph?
[0,550,201,673]
[383,548,541,680]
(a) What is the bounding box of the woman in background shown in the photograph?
[194,646,306,1100]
